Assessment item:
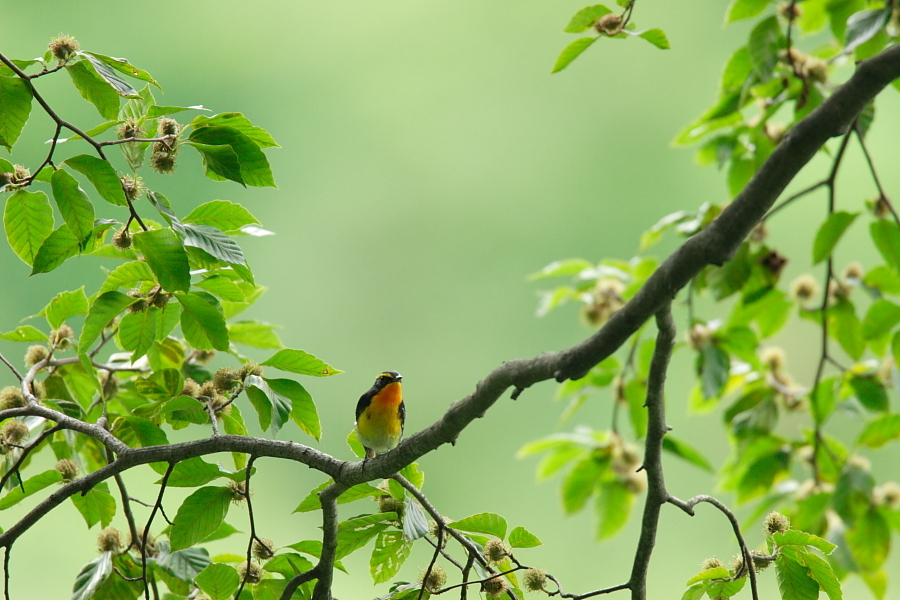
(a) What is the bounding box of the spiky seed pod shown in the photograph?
[701,557,723,571]
[24,345,49,367]
[209,392,232,417]
[112,229,132,250]
[237,561,262,584]
[120,175,144,203]
[418,565,447,593]
[595,13,623,35]
[227,480,248,503]
[127,299,148,313]
[10,165,30,185]
[802,57,828,83]
[842,262,864,282]
[213,368,242,392]
[427,519,449,548]
[760,250,787,276]
[730,555,746,579]
[150,292,170,309]
[182,378,201,398]
[97,527,122,553]
[199,381,218,399]
[687,323,711,350]
[157,118,180,137]
[252,537,275,561]
[101,372,119,400]
[116,118,142,140]
[483,539,508,563]
[482,576,509,598]
[763,512,790,536]
[777,1,802,20]
[789,274,819,306]
[876,481,900,509]
[1,420,29,445]
[49,324,75,350]
[522,568,547,592]
[150,150,177,174]
[55,458,79,481]
[750,550,773,573]
[759,347,786,372]
[377,495,405,518]
[872,194,891,219]
[128,529,158,556]
[48,35,80,61]
[239,361,263,379]
[193,350,216,364]
[0,386,26,409]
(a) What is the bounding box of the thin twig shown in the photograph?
[235,456,261,600]
[417,522,444,600]
[0,425,62,490]
[853,123,900,227]
[0,352,23,382]
[141,462,174,600]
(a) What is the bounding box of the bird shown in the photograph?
[355,371,405,459]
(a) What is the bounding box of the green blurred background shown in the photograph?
[2,0,900,598]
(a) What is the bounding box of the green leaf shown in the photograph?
[114,415,169,448]
[370,530,411,584]
[844,8,891,52]
[528,258,592,280]
[800,551,842,600]
[188,126,276,187]
[776,548,820,600]
[72,553,113,600]
[450,512,508,539]
[813,211,858,264]
[190,113,279,148]
[160,457,230,487]
[0,325,48,342]
[861,299,900,340]
[870,220,900,272]
[662,436,714,473]
[264,553,314,578]
[176,222,245,265]
[4,189,54,266]
[725,0,771,23]
[829,299,865,360]
[44,287,89,329]
[156,543,210,582]
[64,154,126,207]
[748,16,784,81]
[186,141,244,185]
[227,320,282,348]
[596,481,633,539]
[699,343,730,399]
[261,348,342,376]
[71,482,116,528]
[0,75,32,150]
[563,5,612,32]
[402,496,429,541]
[858,413,900,448]
[335,514,393,560]
[244,375,294,436]
[77,291,139,354]
[685,566,730,585]
[508,526,542,548]
[176,291,229,351]
[79,53,139,97]
[67,60,120,120]
[636,28,669,49]
[811,376,838,424]
[400,462,425,490]
[81,52,158,88]
[98,260,157,294]
[849,375,888,412]
[31,224,81,275]
[262,377,320,440]
[133,228,191,293]
[183,200,261,232]
[0,469,63,509]
[118,308,158,361]
[833,462,875,525]
[196,276,247,302]
[169,486,232,551]
[846,508,890,570]
[552,37,597,74]
[195,563,240,600]
[773,530,837,554]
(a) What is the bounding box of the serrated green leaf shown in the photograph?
[81,52,157,88]
[662,436,714,473]
[846,508,890,570]
[113,414,169,448]
[773,530,837,554]
[195,563,240,600]
[857,413,900,448]
[0,469,63,509]
[31,224,80,275]
[176,222,245,265]
[70,481,115,528]
[563,5,613,33]
[449,512,508,539]
[264,553,314,579]
[725,0,771,23]
[182,199,261,232]
[849,375,888,412]
[637,28,669,49]
[685,566,731,585]
[800,551,842,600]
[78,291,139,354]
[188,126,275,187]
[80,53,139,97]
[4,189,54,267]
[98,260,157,294]
[861,299,900,340]
[244,374,293,436]
[552,37,597,74]
[196,276,246,302]
[190,113,279,148]
[699,342,730,399]
[67,60,120,119]
[169,486,232,551]
[261,377,320,440]
[133,228,191,293]
[156,543,210,582]
[528,258,593,280]
[0,75,32,150]
[371,530,411,584]
[748,16,784,81]
[0,325,48,342]
[118,308,158,361]
[44,287,89,329]
[596,481,633,539]
[845,8,891,52]
[176,291,229,351]
[64,154,126,207]
[813,211,858,264]
[186,141,244,185]
[775,549,820,600]
[261,348,342,376]
[226,320,283,349]
[871,220,900,272]
[335,514,393,560]
[72,553,113,600]
[829,299,865,360]
[508,525,542,548]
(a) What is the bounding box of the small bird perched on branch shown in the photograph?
[355,371,405,459]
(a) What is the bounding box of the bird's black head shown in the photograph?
[374,371,402,387]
